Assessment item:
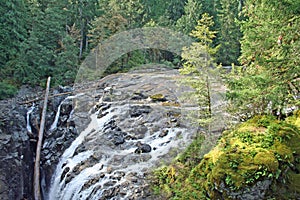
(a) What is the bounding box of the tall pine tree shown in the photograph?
[176,0,203,34]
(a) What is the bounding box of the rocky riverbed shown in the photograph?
[0,68,208,200]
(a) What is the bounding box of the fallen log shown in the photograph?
[33,77,51,200]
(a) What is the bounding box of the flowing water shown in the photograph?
[26,104,35,134]
[25,69,225,200]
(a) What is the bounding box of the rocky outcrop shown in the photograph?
[0,68,201,200]
[0,86,80,200]
[0,98,33,200]
[47,69,200,200]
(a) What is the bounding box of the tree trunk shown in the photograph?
[33,77,51,200]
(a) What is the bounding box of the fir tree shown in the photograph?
[176,0,203,34]
[180,13,219,125]
[226,0,300,119]
[216,0,242,65]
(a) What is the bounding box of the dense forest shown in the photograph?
[1,0,299,117]
[1,0,243,98]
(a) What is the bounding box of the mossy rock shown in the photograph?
[153,111,300,199]
[150,93,167,102]
[286,110,300,129]
[253,151,279,172]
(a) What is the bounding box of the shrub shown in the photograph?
[0,82,18,100]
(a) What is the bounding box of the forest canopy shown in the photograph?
[0,0,241,98]
[0,0,299,119]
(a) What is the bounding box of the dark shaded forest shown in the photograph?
[1,0,243,97]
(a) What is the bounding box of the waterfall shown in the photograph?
[47,100,198,200]
[46,70,207,200]
[49,95,82,132]
[26,104,35,134]
[48,105,119,200]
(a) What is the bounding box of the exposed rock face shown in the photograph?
[0,99,33,200]
[0,68,200,200]
[47,68,200,200]
[0,86,80,200]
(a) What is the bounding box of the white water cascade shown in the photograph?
[47,100,198,200]
[46,70,209,200]
[26,104,35,134]
[49,95,81,132]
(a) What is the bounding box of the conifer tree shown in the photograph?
[180,13,219,125]
[0,0,28,81]
[226,0,300,119]
[176,0,203,34]
[216,0,242,65]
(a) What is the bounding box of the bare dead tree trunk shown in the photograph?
[33,77,51,200]
[79,5,83,60]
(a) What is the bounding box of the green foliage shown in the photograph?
[0,82,18,100]
[0,0,29,79]
[227,0,300,119]
[0,0,241,98]
[153,112,300,199]
[179,13,219,125]
[216,0,242,65]
[176,0,203,34]
[151,134,205,199]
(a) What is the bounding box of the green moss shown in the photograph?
[152,112,300,199]
[286,110,300,129]
[253,151,278,172]
[287,172,300,193]
[150,93,166,101]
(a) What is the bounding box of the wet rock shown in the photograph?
[97,111,108,118]
[81,173,105,191]
[103,119,117,131]
[135,142,152,154]
[100,187,117,199]
[104,180,117,187]
[0,97,34,200]
[104,123,127,145]
[159,129,169,137]
[218,179,273,200]
[95,102,111,112]
[131,125,148,139]
[113,135,125,145]
[65,172,76,184]
[106,166,113,174]
[129,105,152,118]
[111,171,125,181]
[131,91,148,100]
[60,102,73,115]
[60,167,70,182]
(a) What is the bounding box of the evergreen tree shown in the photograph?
[142,0,169,24]
[226,0,300,119]
[163,0,186,26]
[180,13,219,125]
[216,0,242,65]
[0,0,28,80]
[13,0,83,86]
[176,0,203,34]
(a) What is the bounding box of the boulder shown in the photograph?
[135,142,152,154]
